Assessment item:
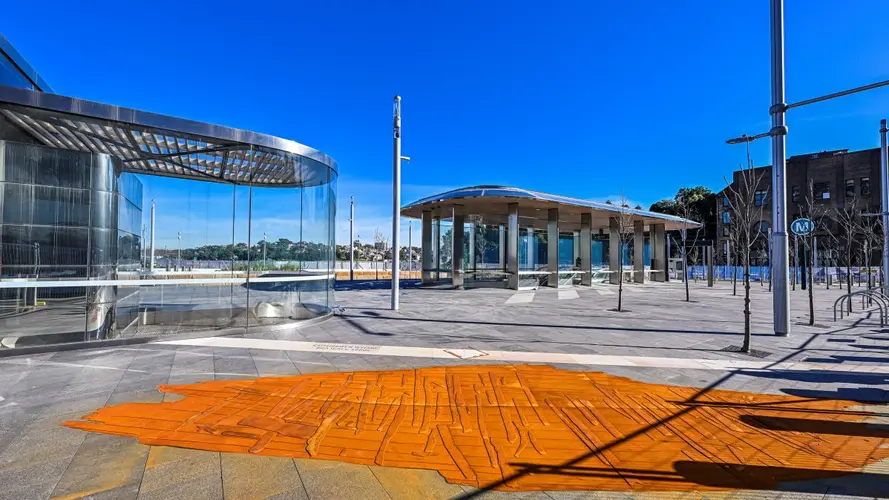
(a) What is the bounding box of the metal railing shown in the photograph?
[833,289,889,326]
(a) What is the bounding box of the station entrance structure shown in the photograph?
[401,186,700,290]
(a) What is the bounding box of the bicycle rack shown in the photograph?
[833,289,889,326]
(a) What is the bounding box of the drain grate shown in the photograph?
[720,345,772,358]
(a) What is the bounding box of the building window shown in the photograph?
[845,179,855,197]
[861,177,871,196]
[723,197,729,208]
[814,182,830,200]
[722,227,729,237]
[791,185,800,203]
[722,212,730,224]
[752,221,770,234]
[754,190,767,206]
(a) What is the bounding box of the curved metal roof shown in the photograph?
[403,185,701,228]
[0,85,336,186]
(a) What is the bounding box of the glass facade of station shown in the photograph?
[0,141,337,350]
[0,37,338,350]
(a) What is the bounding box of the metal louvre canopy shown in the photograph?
[0,85,337,187]
[401,185,701,231]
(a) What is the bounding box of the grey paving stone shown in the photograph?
[137,447,223,500]
[0,456,72,500]
[221,454,307,500]
[49,433,149,500]
[368,465,464,499]
[293,458,390,500]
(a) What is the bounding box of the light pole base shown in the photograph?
[771,232,791,336]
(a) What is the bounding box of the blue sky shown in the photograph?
[4,1,889,247]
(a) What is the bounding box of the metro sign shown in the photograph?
[790,218,815,236]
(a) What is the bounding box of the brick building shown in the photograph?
[716,147,883,267]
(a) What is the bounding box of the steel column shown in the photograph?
[421,210,433,284]
[547,208,559,288]
[507,204,519,289]
[452,209,465,290]
[498,224,506,271]
[580,213,592,286]
[609,217,620,285]
[633,220,645,283]
[432,217,440,281]
[651,223,666,282]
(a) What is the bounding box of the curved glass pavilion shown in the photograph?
[401,185,699,290]
[0,75,337,348]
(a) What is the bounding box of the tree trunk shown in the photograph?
[846,248,853,313]
[742,249,751,353]
[684,248,690,302]
[618,243,623,311]
[732,249,737,296]
[808,239,815,326]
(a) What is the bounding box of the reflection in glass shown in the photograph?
[0,141,337,349]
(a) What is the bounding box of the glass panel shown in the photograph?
[0,140,336,348]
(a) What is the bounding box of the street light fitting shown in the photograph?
[725,131,771,145]
[400,156,411,162]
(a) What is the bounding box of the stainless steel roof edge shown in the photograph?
[402,185,701,227]
[0,85,337,174]
[0,34,53,92]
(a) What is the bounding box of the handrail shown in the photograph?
[833,289,888,326]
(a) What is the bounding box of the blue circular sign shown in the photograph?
[790,218,815,236]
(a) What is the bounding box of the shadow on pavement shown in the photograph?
[738,415,889,437]
[673,462,889,496]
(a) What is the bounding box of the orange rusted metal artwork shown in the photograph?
[63,364,889,491]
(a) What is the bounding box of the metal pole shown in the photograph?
[149,200,156,272]
[350,196,355,281]
[408,221,412,279]
[793,234,798,290]
[392,95,402,310]
[770,0,790,335]
[263,232,267,268]
[768,227,773,292]
[141,224,146,268]
[881,119,889,296]
[177,231,182,270]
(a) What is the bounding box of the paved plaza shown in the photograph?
[1,280,888,500]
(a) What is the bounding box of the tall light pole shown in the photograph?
[727,1,889,334]
[881,119,889,295]
[141,224,146,268]
[392,96,402,310]
[149,200,156,272]
[408,221,412,278]
[769,0,790,335]
[177,231,182,270]
[350,196,355,281]
[391,96,411,310]
[263,231,267,268]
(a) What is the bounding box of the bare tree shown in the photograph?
[614,195,636,312]
[675,199,702,301]
[795,179,824,326]
[860,213,882,291]
[724,163,767,353]
[727,217,742,296]
[373,227,390,262]
[834,194,861,312]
